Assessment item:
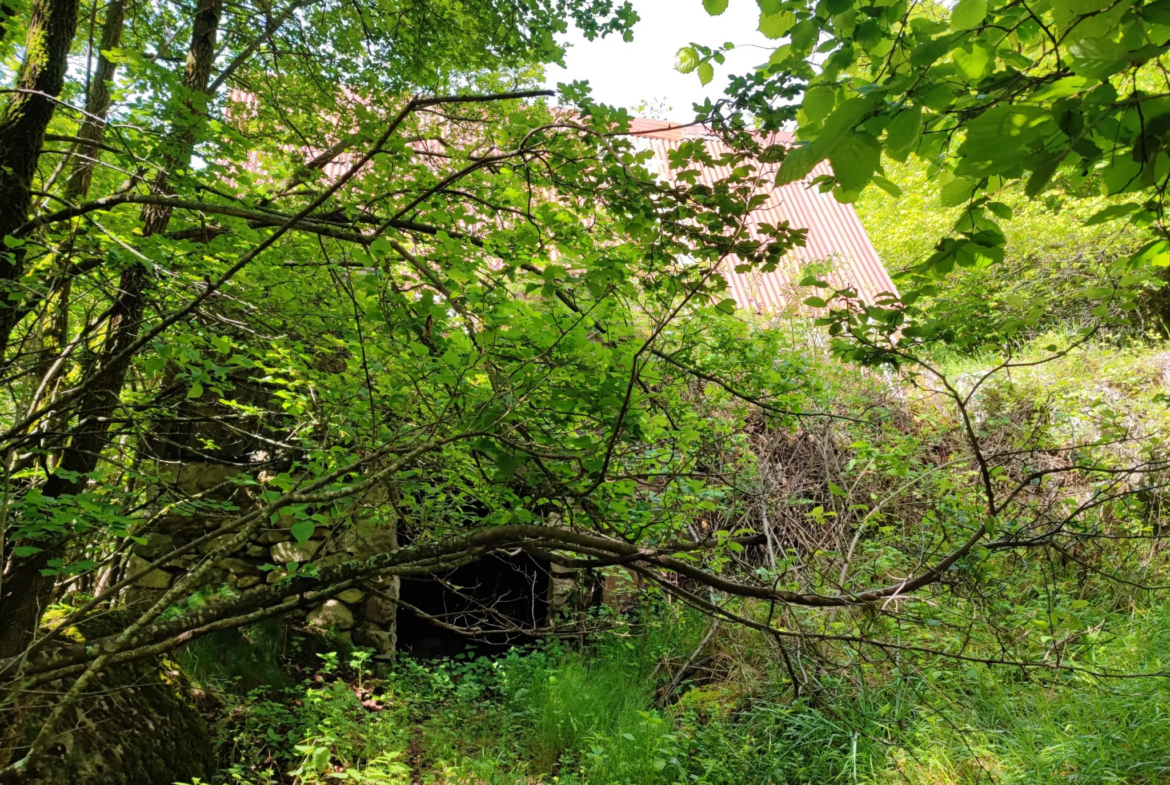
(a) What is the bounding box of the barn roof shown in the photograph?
[626,118,896,312]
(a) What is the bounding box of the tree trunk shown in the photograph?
[63,0,127,202]
[0,0,81,359]
[0,0,222,661]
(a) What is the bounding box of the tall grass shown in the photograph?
[682,608,1170,785]
[175,620,290,693]
[513,615,704,784]
[205,606,1170,784]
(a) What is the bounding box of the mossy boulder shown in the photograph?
[6,611,214,785]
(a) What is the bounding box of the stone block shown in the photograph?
[196,533,234,555]
[236,575,261,589]
[306,599,354,630]
[337,525,397,556]
[271,540,320,563]
[360,595,397,625]
[128,556,173,589]
[336,588,364,604]
[354,621,395,655]
[218,557,257,576]
[314,552,351,570]
[134,532,175,560]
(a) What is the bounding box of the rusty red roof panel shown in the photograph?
[627,118,896,312]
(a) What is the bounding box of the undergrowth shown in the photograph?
[183,604,1170,785]
[180,337,1170,785]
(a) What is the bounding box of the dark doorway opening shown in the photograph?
[396,552,551,658]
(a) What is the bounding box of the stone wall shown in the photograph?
[126,463,401,656]
[126,465,630,658]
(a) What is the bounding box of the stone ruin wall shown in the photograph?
[125,462,402,656]
[124,464,612,657]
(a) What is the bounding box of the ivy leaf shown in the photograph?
[951,0,987,31]
[698,62,715,86]
[675,46,700,73]
[759,10,797,39]
[703,0,729,15]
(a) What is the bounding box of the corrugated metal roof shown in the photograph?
[627,118,896,312]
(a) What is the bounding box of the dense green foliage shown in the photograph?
[3,0,1170,781]
[687,0,1170,351]
[197,599,1170,784]
[854,157,1164,341]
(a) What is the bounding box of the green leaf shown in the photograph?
[956,105,1049,176]
[986,201,1013,219]
[1084,202,1141,225]
[714,297,737,313]
[675,46,700,73]
[187,381,203,399]
[776,143,819,185]
[1141,0,1170,26]
[1102,158,1142,194]
[886,106,923,161]
[290,518,315,543]
[803,296,828,307]
[951,0,987,30]
[767,45,792,66]
[952,42,993,81]
[704,0,729,14]
[829,131,881,192]
[939,177,978,206]
[1069,37,1128,79]
[910,36,952,68]
[1130,239,1170,267]
[698,61,715,85]
[802,86,836,123]
[757,0,784,12]
[1025,156,1061,197]
[759,10,797,39]
[871,175,903,197]
[777,95,877,184]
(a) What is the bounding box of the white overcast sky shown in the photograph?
[542,0,775,122]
